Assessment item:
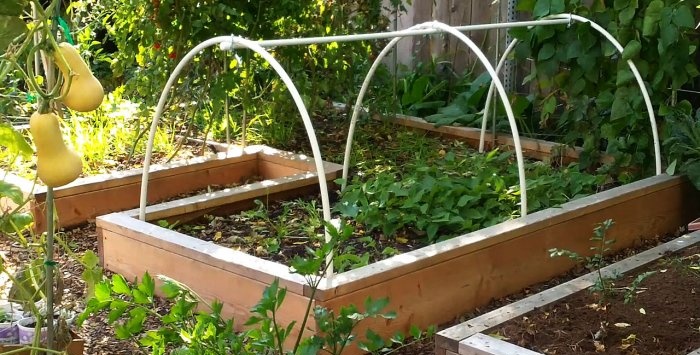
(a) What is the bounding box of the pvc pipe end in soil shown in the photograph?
[689,217,700,232]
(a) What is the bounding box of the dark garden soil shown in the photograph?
[492,245,700,355]
[170,192,427,271]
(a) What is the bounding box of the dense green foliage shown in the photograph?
[76,0,400,146]
[662,100,700,189]
[337,149,605,242]
[512,0,699,178]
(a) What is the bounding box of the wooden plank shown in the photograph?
[124,171,322,222]
[687,348,700,355]
[411,0,434,65]
[441,231,700,352]
[98,213,308,293]
[37,149,259,199]
[257,146,343,175]
[432,0,453,60]
[100,229,315,346]
[316,176,697,350]
[389,114,584,161]
[33,158,260,231]
[449,0,474,72]
[460,333,542,355]
[258,160,305,179]
[316,174,691,298]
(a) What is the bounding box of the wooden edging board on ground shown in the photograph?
[96,169,700,354]
[436,231,700,355]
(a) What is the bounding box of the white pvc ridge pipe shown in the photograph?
[341,21,529,217]
[478,13,661,175]
[479,39,520,153]
[219,18,572,51]
[137,35,334,276]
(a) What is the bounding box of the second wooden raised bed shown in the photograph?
[3,143,336,232]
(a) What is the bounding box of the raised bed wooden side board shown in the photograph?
[436,231,700,355]
[97,171,700,353]
[2,143,328,232]
[384,114,615,164]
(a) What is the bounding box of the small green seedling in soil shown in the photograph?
[155,219,180,230]
[622,271,656,304]
[549,219,616,300]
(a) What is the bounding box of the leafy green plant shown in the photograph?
[623,270,656,304]
[511,0,699,177]
[80,0,398,148]
[662,100,700,190]
[79,219,430,354]
[549,219,616,300]
[394,59,476,117]
[337,148,605,242]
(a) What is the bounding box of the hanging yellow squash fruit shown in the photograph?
[53,42,104,112]
[29,112,83,187]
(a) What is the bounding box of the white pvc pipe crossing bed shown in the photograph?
[340,21,529,218]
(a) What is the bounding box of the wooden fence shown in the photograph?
[384,0,512,74]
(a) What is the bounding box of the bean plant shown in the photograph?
[337,149,606,242]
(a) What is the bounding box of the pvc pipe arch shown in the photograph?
[341,21,530,217]
[478,14,661,175]
[138,35,333,249]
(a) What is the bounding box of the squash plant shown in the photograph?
[0,0,104,352]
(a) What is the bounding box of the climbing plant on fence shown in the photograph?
[512,0,699,179]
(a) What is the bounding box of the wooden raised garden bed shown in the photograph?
[436,231,700,355]
[2,142,328,232]
[96,165,700,353]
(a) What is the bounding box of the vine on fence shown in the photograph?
[513,0,699,179]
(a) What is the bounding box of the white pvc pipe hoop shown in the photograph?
[137,36,334,275]
[341,21,530,217]
[478,13,661,175]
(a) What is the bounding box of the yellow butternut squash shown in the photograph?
[53,43,104,112]
[29,112,83,187]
